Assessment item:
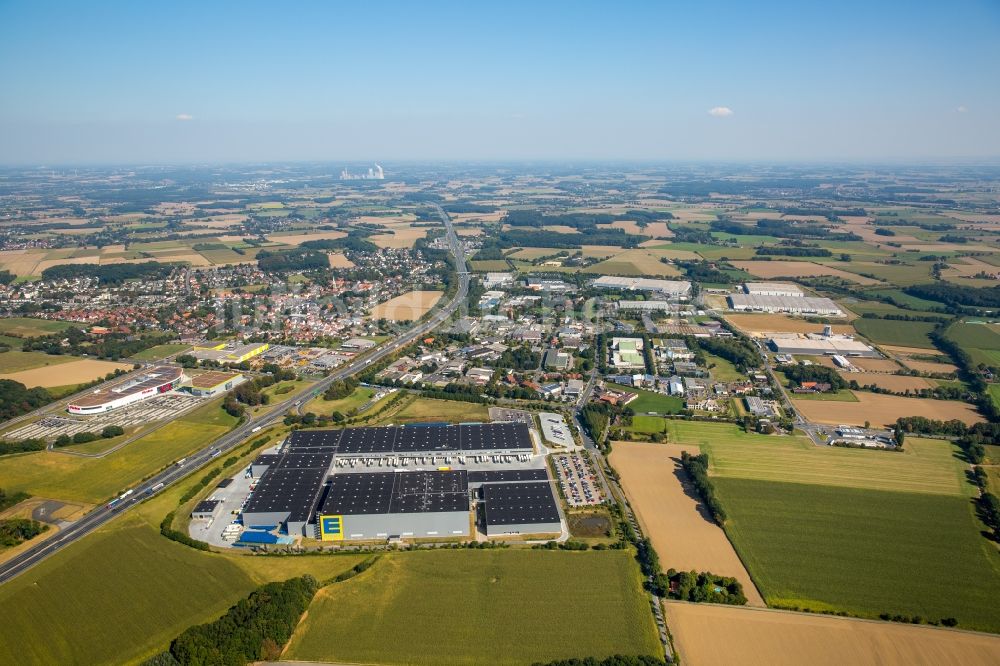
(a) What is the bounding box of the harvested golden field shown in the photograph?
[371,226,429,249]
[792,392,983,427]
[266,231,346,246]
[725,313,854,336]
[599,220,674,237]
[0,249,45,276]
[664,603,1000,666]
[850,357,905,372]
[883,345,944,356]
[370,290,443,321]
[0,360,133,388]
[541,225,580,234]
[731,261,882,285]
[841,372,934,392]
[610,442,765,606]
[454,227,482,236]
[326,252,354,269]
[900,358,960,375]
[580,245,624,259]
[584,249,682,277]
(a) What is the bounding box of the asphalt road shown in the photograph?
[0,206,470,585]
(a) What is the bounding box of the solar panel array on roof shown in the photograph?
[320,471,470,516]
[482,481,560,526]
[285,422,532,455]
[468,469,549,483]
[243,468,326,523]
[276,451,334,470]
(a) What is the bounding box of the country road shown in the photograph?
[0,205,469,585]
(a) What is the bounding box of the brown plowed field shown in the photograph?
[370,290,443,322]
[664,602,1000,666]
[610,442,765,606]
[792,392,983,427]
[850,357,904,372]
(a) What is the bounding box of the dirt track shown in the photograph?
[664,602,1000,666]
[610,442,765,606]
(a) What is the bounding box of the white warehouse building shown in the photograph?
[743,282,805,297]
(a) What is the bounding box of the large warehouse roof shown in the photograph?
[286,422,533,454]
[728,293,843,316]
[744,282,804,296]
[592,276,691,294]
[482,481,560,527]
[70,365,183,408]
[320,471,469,515]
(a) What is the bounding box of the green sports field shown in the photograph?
[852,318,936,349]
[716,478,1000,632]
[284,549,661,665]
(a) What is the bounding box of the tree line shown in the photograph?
[680,451,726,524]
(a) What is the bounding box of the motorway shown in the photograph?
[0,205,470,585]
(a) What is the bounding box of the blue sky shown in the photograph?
[1,0,998,163]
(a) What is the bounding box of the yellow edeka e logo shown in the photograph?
[319,515,344,541]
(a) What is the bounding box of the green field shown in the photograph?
[0,334,23,350]
[866,288,944,311]
[667,422,972,497]
[301,386,377,416]
[629,414,668,435]
[716,478,1000,631]
[0,400,239,503]
[284,549,661,665]
[388,397,489,424]
[789,389,858,401]
[0,318,74,338]
[841,299,935,318]
[0,524,256,665]
[989,385,1000,413]
[617,385,685,414]
[704,353,743,381]
[853,318,936,349]
[0,350,77,374]
[468,259,510,271]
[130,343,190,361]
[836,261,933,286]
[946,323,1000,367]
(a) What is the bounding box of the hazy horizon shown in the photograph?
[2,0,998,164]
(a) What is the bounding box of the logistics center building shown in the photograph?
[67,366,186,414]
[241,423,560,540]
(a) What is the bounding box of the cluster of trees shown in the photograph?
[0,270,15,285]
[52,425,125,448]
[0,518,47,547]
[22,327,172,361]
[224,366,298,416]
[680,451,726,524]
[0,438,46,457]
[323,377,358,401]
[662,569,747,605]
[40,261,174,285]
[0,379,53,422]
[669,224,714,244]
[894,418,1000,464]
[939,234,968,244]
[693,336,760,372]
[675,260,737,284]
[710,218,860,242]
[164,576,319,664]
[496,228,642,250]
[906,283,1000,310]
[874,228,896,236]
[756,246,832,257]
[972,466,1000,541]
[300,230,379,254]
[532,656,665,666]
[782,364,846,390]
[496,345,541,370]
[581,402,612,445]
[0,487,28,512]
[256,248,329,272]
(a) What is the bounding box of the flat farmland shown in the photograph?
[610,442,765,605]
[731,260,882,285]
[130,343,190,361]
[469,259,510,271]
[0,359,133,388]
[389,397,488,424]
[371,225,429,248]
[946,322,1000,367]
[853,318,936,349]
[843,372,935,392]
[326,251,354,268]
[668,422,971,497]
[850,357,906,372]
[716,478,1000,631]
[370,290,443,321]
[617,385,685,414]
[0,317,74,337]
[0,350,77,374]
[284,550,661,665]
[583,249,683,276]
[725,313,853,336]
[792,392,983,427]
[665,603,1000,666]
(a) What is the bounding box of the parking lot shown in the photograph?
[539,412,575,449]
[3,392,205,441]
[188,463,260,547]
[488,407,535,427]
[553,453,604,506]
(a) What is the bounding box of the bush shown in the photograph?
[72,431,98,444]
[101,425,125,438]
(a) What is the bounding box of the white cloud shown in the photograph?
[956,106,968,113]
[175,113,194,121]
[708,106,734,117]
